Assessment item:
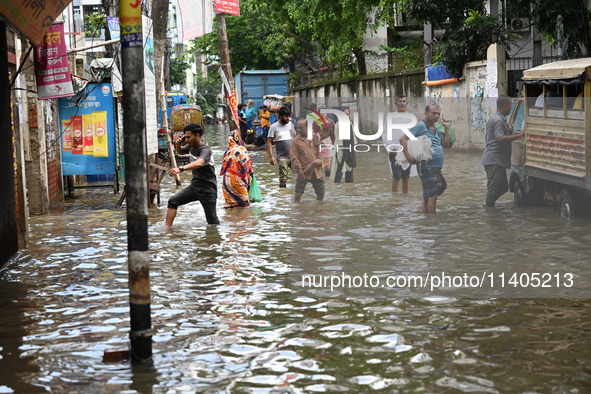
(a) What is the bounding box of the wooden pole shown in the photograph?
[216,13,238,131]
[120,1,152,361]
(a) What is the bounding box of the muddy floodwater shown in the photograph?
[1,124,591,393]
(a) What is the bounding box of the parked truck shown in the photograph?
[509,58,591,218]
[234,70,290,109]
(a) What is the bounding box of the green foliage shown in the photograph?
[380,40,424,71]
[284,0,395,76]
[402,0,486,29]
[191,0,300,72]
[527,0,591,58]
[185,0,591,85]
[439,10,503,76]
[193,70,222,117]
[170,56,191,86]
[191,0,397,79]
[84,13,106,39]
[402,0,505,77]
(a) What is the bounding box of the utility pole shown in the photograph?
[216,13,238,131]
[120,0,152,361]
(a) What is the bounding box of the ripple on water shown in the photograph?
[3,144,591,393]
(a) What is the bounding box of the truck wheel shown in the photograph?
[513,179,528,207]
[557,189,578,218]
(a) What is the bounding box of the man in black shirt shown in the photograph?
[165,123,220,227]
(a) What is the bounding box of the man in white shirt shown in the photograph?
[267,106,295,188]
[383,94,412,192]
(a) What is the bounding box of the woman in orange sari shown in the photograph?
[220,130,253,208]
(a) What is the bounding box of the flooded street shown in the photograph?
[2,124,591,393]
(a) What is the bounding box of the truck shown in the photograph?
[234,70,290,109]
[509,58,591,218]
[158,91,188,128]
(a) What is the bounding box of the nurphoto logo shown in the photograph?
[305,108,418,153]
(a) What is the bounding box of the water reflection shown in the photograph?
[0,124,590,393]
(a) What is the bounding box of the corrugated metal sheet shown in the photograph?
[524,117,586,178]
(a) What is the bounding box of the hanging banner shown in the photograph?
[214,0,240,16]
[34,21,75,100]
[228,90,239,125]
[177,0,213,41]
[58,83,116,176]
[0,0,74,46]
[143,15,158,155]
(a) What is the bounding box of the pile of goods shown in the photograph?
[263,94,286,112]
[171,103,203,131]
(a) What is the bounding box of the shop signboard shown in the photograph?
[0,0,74,46]
[34,21,74,100]
[58,83,116,176]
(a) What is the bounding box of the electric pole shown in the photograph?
[120,0,152,361]
[216,13,238,131]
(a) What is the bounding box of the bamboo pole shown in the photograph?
[160,57,181,185]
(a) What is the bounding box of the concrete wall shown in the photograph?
[292,69,425,141]
[292,50,505,153]
[425,57,504,152]
[19,43,63,216]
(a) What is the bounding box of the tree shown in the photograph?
[402,0,508,76]
[193,70,222,117]
[151,0,169,103]
[402,0,591,76]
[526,0,591,58]
[402,0,486,30]
[84,13,106,39]
[169,56,191,86]
[283,0,395,76]
[191,0,396,80]
[438,11,504,76]
[191,0,304,72]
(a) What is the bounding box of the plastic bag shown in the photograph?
[248,175,262,202]
[437,123,455,148]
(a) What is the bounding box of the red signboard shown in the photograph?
[34,21,75,100]
[228,90,239,125]
[214,0,240,16]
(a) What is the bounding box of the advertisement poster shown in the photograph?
[58,83,116,176]
[34,21,75,100]
[177,0,213,41]
[107,16,120,40]
[142,15,158,155]
[214,0,240,16]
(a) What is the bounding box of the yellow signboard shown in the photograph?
[0,0,74,46]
